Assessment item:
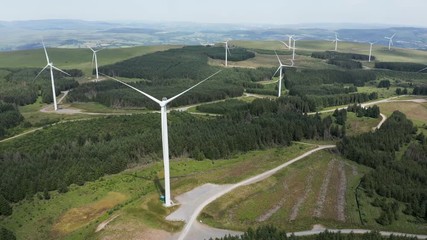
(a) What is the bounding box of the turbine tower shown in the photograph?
[34,42,70,111]
[89,46,103,82]
[103,70,222,207]
[287,35,294,50]
[224,41,231,67]
[291,38,297,60]
[368,42,375,62]
[385,33,396,50]
[332,33,341,51]
[272,51,294,97]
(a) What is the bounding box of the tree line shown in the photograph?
[311,51,374,61]
[412,86,427,95]
[211,225,418,240]
[375,62,427,72]
[98,46,255,80]
[0,102,24,138]
[0,96,342,206]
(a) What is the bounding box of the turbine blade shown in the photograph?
[91,53,95,70]
[165,70,222,104]
[391,33,396,38]
[33,65,49,81]
[227,46,231,56]
[42,41,50,64]
[275,51,283,65]
[52,66,70,76]
[101,74,162,105]
[417,67,427,73]
[272,66,281,79]
[279,41,289,48]
[88,46,95,52]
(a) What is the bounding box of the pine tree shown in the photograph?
[0,194,12,216]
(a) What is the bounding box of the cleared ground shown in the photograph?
[200,150,367,232]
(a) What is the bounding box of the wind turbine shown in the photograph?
[89,46,103,82]
[102,70,222,207]
[385,33,396,50]
[332,33,341,51]
[272,51,294,97]
[34,42,70,111]
[287,35,294,50]
[224,41,231,67]
[368,42,375,62]
[291,38,297,60]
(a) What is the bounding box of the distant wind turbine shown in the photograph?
[332,33,341,51]
[89,46,103,82]
[287,35,294,50]
[224,41,231,67]
[291,38,297,60]
[368,42,375,62]
[272,51,294,97]
[34,41,70,111]
[385,33,396,50]
[103,70,222,207]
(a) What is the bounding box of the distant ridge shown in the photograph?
[0,19,426,51]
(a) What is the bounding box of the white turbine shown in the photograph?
[385,33,396,50]
[332,33,341,51]
[368,42,375,62]
[89,46,103,82]
[287,35,294,50]
[291,38,297,60]
[224,41,231,67]
[272,51,294,97]
[34,42,70,111]
[103,70,222,207]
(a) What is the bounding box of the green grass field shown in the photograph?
[345,112,381,136]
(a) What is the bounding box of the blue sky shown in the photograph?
[3,0,427,27]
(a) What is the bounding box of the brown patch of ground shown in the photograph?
[52,192,128,236]
[313,159,336,218]
[336,161,347,222]
[100,219,174,240]
[379,102,427,123]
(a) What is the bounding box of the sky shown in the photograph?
[2,0,427,27]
